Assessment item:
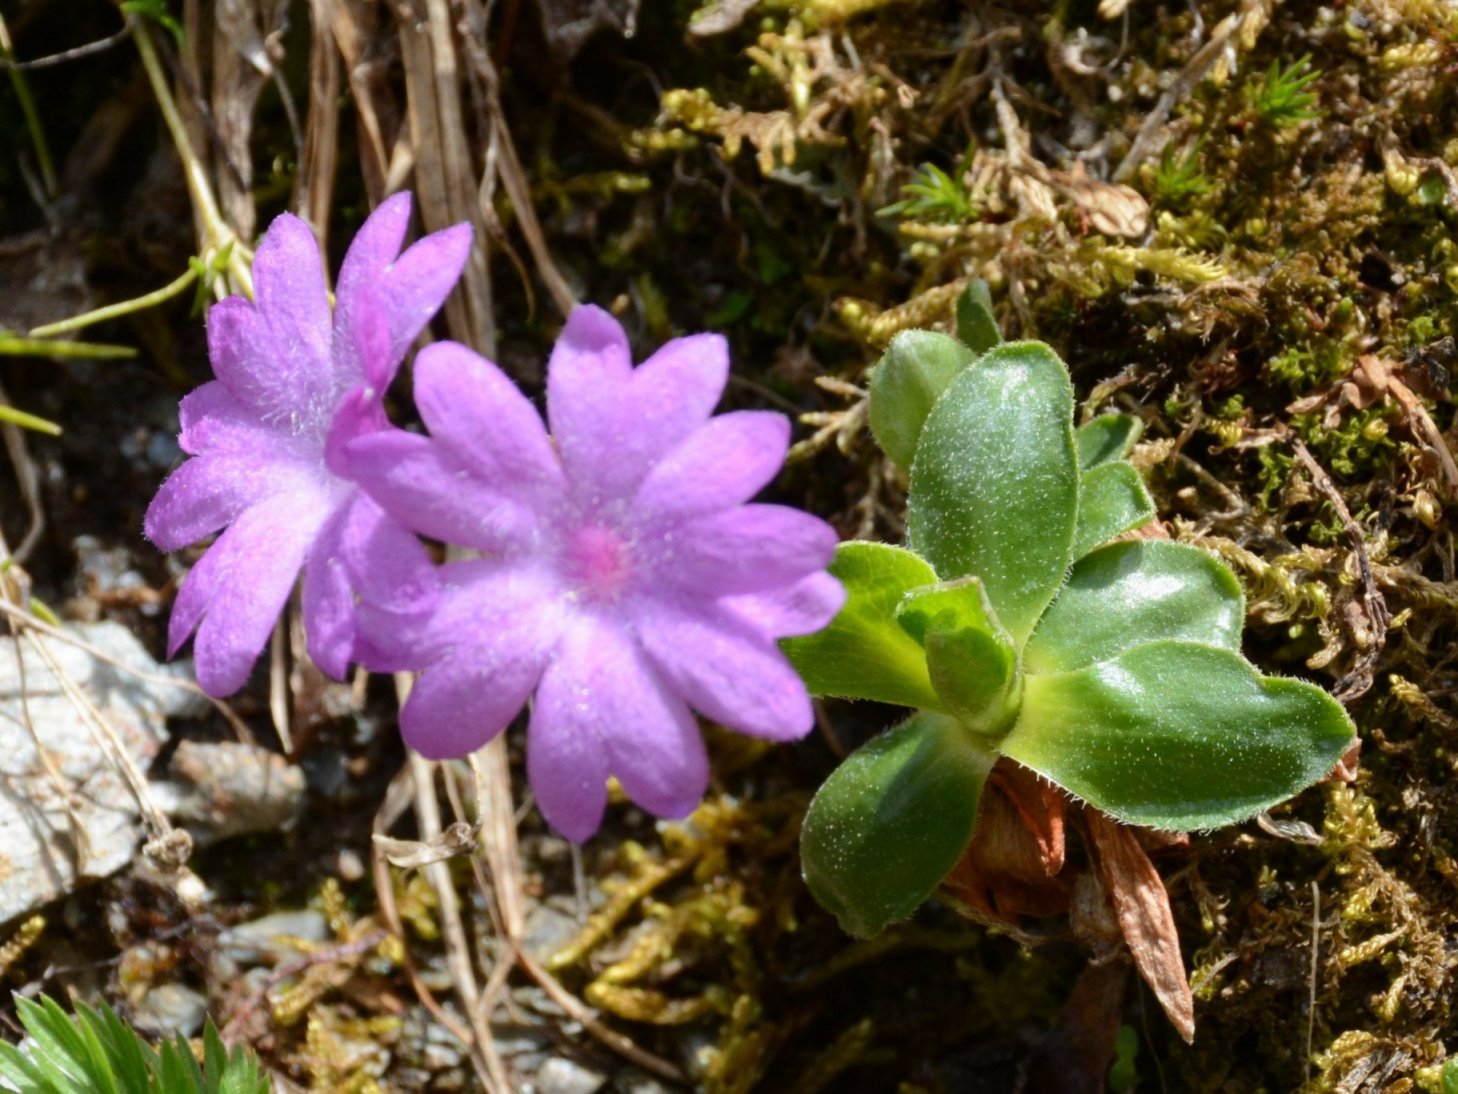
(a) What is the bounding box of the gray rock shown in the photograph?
[0,622,193,924]
[151,740,306,842]
[535,1056,607,1094]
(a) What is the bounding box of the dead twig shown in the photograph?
[1112,2,1264,182]
[1291,438,1390,701]
[369,766,478,1050]
[0,24,132,70]
[515,949,688,1083]
[1306,879,1320,1085]
[296,0,343,240]
[401,735,507,1091]
[0,377,46,565]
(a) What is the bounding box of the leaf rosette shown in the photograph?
[785,288,1356,937]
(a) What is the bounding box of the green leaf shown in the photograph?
[907,341,1079,645]
[19,995,97,1090]
[1025,540,1245,675]
[87,1003,155,1091]
[868,331,977,470]
[801,711,994,937]
[895,577,1019,734]
[1071,461,1155,559]
[1004,641,1355,829]
[156,1042,197,1094]
[954,280,1002,354]
[1075,413,1142,470]
[161,1032,205,1092]
[782,541,941,709]
[202,1021,227,1094]
[0,996,268,1094]
[0,1036,52,1093]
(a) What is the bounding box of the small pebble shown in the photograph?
[219,909,329,964]
[131,983,207,1038]
[535,1056,606,1094]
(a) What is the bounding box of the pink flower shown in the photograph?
[346,306,845,840]
[145,194,472,696]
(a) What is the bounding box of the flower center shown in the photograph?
[565,523,633,601]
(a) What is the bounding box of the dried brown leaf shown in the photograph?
[1085,810,1195,1042]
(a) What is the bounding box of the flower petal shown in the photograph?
[145,454,283,551]
[624,332,729,446]
[721,571,847,638]
[549,317,731,502]
[375,224,473,372]
[250,214,334,409]
[155,380,327,548]
[301,506,356,679]
[204,311,334,433]
[334,195,409,388]
[324,384,389,478]
[399,649,531,758]
[337,493,439,615]
[527,710,609,842]
[171,490,331,696]
[298,492,435,679]
[176,381,309,461]
[533,613,707,833]
[397,561,563,758]
[358,555,525,672]
[204,299,290,422]
[344,430,539,551]
[632,411,790,524]
[527,621,639,843]
[546,306,633,486]
[636,599,814,741]
[664,504,838,597]
[414,342,560,493]
[336,193,412,309]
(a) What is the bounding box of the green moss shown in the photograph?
[1267,342,1350,392]
[1292,408,1396,479]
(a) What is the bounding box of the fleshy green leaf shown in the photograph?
[895,577,1019,734]
[801,711,994,937]
[1025,540,1245,675]
[907,341,1078,645]
[1076,413,1142,470]
[868,331,977,469]
[1071,461,1155,559]
[782,541,941,709]
[1004,640,1355,829]
[955,280,1002,354]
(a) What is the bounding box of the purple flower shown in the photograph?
[346,306,845,840]
[145,194,472,696]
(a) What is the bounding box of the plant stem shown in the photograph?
[0,13,58,198]
[0,407,61,436]
[29,267,199,337]
[128,16,253,297]
[0,338,136,361]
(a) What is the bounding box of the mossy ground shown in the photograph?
[1,0,1456,1089]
